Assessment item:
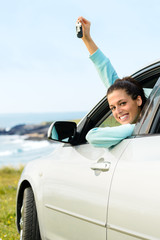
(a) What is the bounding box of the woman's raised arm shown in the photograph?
[76,17,119,88]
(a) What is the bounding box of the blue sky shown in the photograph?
[0,0,159,113]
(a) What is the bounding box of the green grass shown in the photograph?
[100,115,120,127]
[0,166,24,240]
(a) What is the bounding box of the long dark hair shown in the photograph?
[107,77,147,109]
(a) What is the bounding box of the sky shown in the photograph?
[0,0,159,114]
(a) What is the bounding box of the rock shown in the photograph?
[7,124,26,135]
[0,128,7,135]
[0,123,52,140]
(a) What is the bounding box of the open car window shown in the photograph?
[98,88,154,129]
[98,88,153,129]
[76,63,160,145]
[99,113,120,128]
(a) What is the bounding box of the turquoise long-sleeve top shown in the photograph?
[89,48,119,87]
[86,49,135,148]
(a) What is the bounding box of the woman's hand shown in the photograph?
[76,16,98,55]
[77,16,91,41]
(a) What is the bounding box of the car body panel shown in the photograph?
[108,135,160,240]
[40,140,130,240]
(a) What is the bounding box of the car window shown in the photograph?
[144,88,152,97]
[99,88,153,129]
[77,75,160,145]
[98,87,154,129]
[99,112,120,128]
[135,83,160,135]
[150,105,160,134]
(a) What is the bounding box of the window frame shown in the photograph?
[75,62,160,145]
[134,79,160,135]
[150,105,160,134]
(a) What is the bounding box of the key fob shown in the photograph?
[76,21,83,38]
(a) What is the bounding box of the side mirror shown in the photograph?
[48,121,77,143]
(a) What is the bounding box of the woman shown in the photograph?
[77,17,146,148]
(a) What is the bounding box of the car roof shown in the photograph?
[132,60,160,77]
[132,60,160,88]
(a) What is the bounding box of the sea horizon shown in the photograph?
[0,111,87,129]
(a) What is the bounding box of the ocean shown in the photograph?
[0,111,86,168]
[0,112,87,129]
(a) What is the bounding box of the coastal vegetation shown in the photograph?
[0,166,24,240]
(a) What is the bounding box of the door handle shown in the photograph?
[91,158,110,171]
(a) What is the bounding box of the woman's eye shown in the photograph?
[110,106,115,111]
[120,102,126,106]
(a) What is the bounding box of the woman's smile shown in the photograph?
[119,113,129,122]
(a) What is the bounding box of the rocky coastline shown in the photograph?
[0,122,52,141]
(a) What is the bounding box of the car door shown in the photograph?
[107,81,160,239]
[41,136,131,240]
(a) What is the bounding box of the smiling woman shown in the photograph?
[85,77,146,148]
[77,16,147,148]
[85,78,145,147]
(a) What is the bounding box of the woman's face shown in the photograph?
[107,89,142,124]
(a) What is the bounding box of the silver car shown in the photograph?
[16,61,160,240]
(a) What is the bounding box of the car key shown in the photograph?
[76,21,83,38]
